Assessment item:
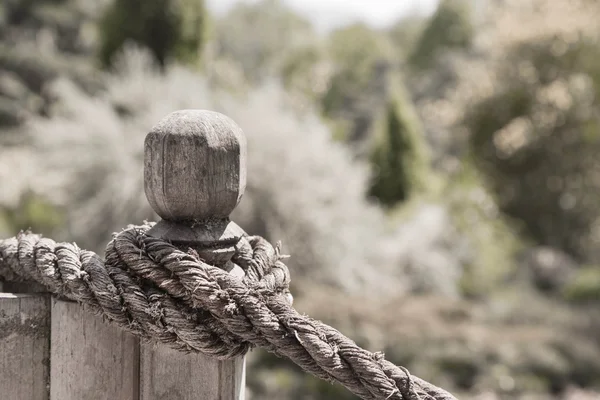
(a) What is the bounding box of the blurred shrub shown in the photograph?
[279,44,330,108]
[517,246,577,294]
[444,165,524,299]
[388,202,468,297]
[0,0,105,128]
[552,337,600,388]
[0,191,63,235]
[466,33,600,263]
[368,81,430,206]
[0,43,103,94]
[0,43,104,133]
[324,24,392,113]
[99,0,206,67]
[321,24,394,150]
[563,267,600,303]
[408,0,473,70]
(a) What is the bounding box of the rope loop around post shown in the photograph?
[0,225,457,400]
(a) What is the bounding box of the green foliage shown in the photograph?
[408,0,473,70]
[466,33,600,262]
[99,0,206,67]
[0,191,63,235]
[387,15,426,60]
[175,0,207,65]
[563,267,600,303]
[328,23,390,67]
[368,83,429,206]
[280,44,325,102]
[319,24,401,157]
[444,164,525,298]
[322,24,392,121]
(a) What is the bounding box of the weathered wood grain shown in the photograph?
[0,293,50,400]
[144,109,247,221]
[49,299,140,400]
[140,343,245,400]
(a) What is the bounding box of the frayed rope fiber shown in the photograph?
[0,223,457,400]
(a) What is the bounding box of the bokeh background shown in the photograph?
[1,0,599,399]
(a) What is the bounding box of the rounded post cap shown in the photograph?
[144,109,247,221]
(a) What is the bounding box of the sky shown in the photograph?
[206,0,440,32]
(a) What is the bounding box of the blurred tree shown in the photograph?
[323,23,390,115]
[99,0,206,67]
[466,33,600,263]
[368,82,430,206]
[321,23,395,152]
[408,0,473,70]
[280,44,329,106]
[387,15,426,60]
[213,0,314,83]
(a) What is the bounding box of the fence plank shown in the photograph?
[0,293,50,400]
[140,343,245,400]
[50,299,140,400]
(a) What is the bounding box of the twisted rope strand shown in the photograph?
[0,225,457,400]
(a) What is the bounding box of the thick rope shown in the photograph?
[0,224,457,400]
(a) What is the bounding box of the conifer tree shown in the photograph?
[408,0,473,70]
[369,83,429,206]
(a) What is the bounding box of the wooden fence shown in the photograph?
[0,110,247,400]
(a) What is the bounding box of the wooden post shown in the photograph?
[1,261,51,399]
[0,109,247,399]
[141,109,247,400]
[0,293,50,400]
[49,299,140,400]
